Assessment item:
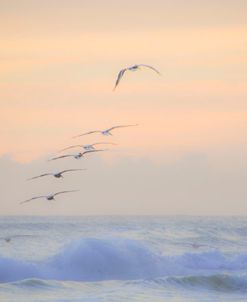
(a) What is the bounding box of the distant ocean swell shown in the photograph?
[1,274,246,294]
[149,274,247,293]
[1,237,247,286]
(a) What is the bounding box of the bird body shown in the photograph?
[83,145,94,151]
[102,130,112,136]
[129,65,139,71]
[75,153,83,159]
[54,173,63,178]
[47,194,55,200]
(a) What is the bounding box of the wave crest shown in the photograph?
[0,237,247,283]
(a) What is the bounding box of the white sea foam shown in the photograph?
[1,237,247,283]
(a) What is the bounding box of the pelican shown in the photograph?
[73,124,138,138]
[0,235,34,243]
[174,241,215,250]
[189,243,214,249]
[58,142,117,153]
[49,149,104,161]
[27,169,86,180]
[113,64,161,90]
[20,190,79,205]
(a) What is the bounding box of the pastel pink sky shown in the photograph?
[0,0,247,215]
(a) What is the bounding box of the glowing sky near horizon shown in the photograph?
[0,0,247,215]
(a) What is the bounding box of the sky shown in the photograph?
[0,0,247,215]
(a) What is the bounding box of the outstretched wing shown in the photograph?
[20,196,46,205]
[48,154,74,161]
[27,173,52,181]
[92,142,117,146]
[72,131,101,139]
[53,190,80,197]
[82,149,105,156]
[60,169,86,175]
[58,145,83,152]
[138,64,161,75]
[107,124,138,132]
[113,68,127,90]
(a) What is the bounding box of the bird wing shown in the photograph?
[138,64,161,75]
[107,124,138,131]
[60,169,86,174]
[58,145,83,152]
[48,155,74,161]
[72,131,101,138]
[53,190,80,197]
[113,68,127,90]
[20,196,46,205]
[27,173,52,180]
[82,149,105,156]
[92,142,117,146]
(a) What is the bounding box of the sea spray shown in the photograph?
[1,237,247,283]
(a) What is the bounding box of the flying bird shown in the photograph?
[27,169,86,180]
[20,190,79,205]
[188,243,215,250]
[48,149,105,161]
[73,124,138,138]
[0,235,34,243]
[174,241,215,249]
[58,142,117,152]
[113,64,161,90]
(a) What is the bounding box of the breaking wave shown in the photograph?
[1,237,247,285]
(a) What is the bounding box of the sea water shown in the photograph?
[0,216,246,301]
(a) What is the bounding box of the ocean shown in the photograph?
[0,216,246,301]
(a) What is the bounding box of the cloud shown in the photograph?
[0,148,246,216]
